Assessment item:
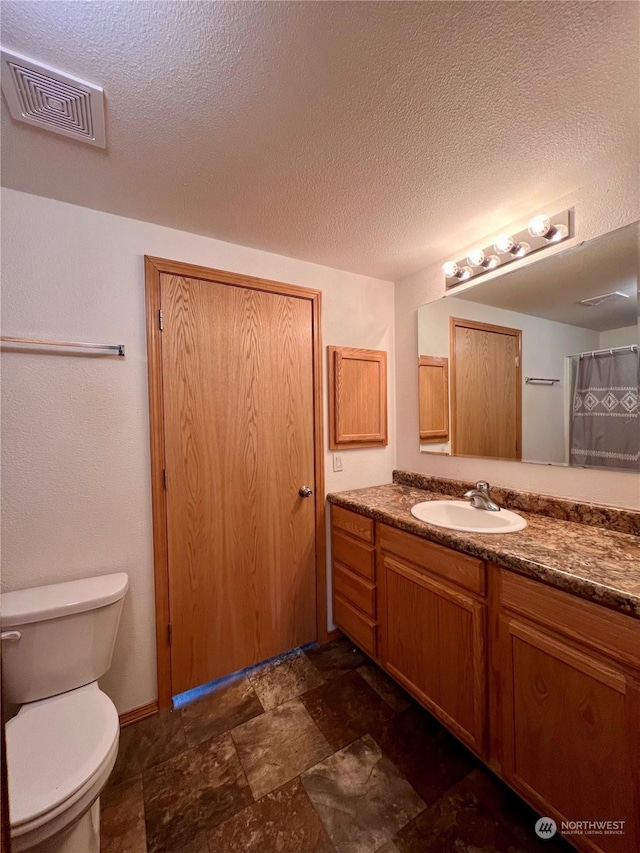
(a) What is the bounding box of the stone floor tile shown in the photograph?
[301,734,424,853]
[393,769,550,853]
[208,777,335,852]
[370,704,478,806]
[143,731,252,853]
[356,664,413,712]
[173,834,211,853]
[232,698,332,800]
[463,769,575,852]
[100,777,146,853]
[181,674,264,747]
[109,708,186,786]
[301,669,395,750]
[248,647,326,710]
[304,637,368,680]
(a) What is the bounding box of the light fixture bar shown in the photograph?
[443,209,571,288]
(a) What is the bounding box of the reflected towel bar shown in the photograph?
[525,377,560,385]
[0,336,125,356]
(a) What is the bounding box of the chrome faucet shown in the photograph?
[463,481,501,512]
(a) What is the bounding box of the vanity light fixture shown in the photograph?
[442,208,571,288]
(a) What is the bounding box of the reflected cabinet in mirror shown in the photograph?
[418,222,639,472]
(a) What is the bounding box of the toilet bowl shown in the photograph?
[1,573,128,853]
[7,683,120,853]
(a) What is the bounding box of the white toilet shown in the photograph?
[1,573,129,853]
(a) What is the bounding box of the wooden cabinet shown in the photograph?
[328,346,387,449]
[497,569,640,853]
[378,525,487,755]
[330,506,378,658]
[329,505,640,853]
[418,355,449,442]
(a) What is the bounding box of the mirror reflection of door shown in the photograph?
[450,317,522,460]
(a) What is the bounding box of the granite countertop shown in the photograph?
[327,482,640,619]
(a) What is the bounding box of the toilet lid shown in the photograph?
[7,686,119,828]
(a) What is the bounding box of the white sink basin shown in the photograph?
[411,500,527,533]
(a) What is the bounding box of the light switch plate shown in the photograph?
[332,453,343,472]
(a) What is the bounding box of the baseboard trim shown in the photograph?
[325,628,342,643]
[119,701,159,728]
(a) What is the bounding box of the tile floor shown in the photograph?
[102,637,574,853]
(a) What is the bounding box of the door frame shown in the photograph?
[450,316,522,461]
[144,256,327,708]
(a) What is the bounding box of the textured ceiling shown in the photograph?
[1,1,638,280]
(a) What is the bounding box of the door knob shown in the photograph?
[299,486,313,498]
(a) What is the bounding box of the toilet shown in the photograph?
[1,573,129,853]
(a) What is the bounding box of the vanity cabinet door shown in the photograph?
[380,553,487,756]
[499,615,639,853]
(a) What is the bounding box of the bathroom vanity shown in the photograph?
[328,473,640,853]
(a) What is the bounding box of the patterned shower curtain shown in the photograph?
[570,349,639,470]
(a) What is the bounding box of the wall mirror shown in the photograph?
[418,222,639,472]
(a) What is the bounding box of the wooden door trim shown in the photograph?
[144,256,326,708]
[449,316,522,460]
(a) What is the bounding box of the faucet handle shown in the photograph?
[476,481,490,493]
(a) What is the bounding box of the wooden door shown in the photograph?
[160,273,318,695]
[499,616,639,853]
[450,317,522,459]
[380,553,487,754]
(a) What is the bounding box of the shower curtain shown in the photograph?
[570,348,639,470]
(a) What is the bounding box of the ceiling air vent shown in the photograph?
[578,291,630,308]
[1,47,105,148]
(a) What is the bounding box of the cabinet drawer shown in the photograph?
[334,594,377,657]
[334,562,376,618]
[379,523,485,595]
[499,569,640,670]
[332,530,375,580]
[331,505,374,544]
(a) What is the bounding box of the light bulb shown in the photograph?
[528,215,569,242]
[494,234,528,258]
[528,215,552,238]
[494,234,515,254]
[548,223,569,242]
[442,261,474,281]
[468,249,501,270]
[467,248,486,267]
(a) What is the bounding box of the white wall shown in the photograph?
[417,296,599,463]
[1,188,395,714]
[396,162,640,509]
[599,326,638,349]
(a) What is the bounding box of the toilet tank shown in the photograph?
[1,573,129,704]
